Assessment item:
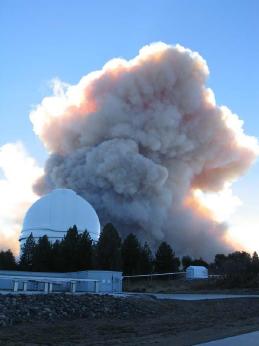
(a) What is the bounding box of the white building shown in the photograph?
[19,188,100,249]
[0,270,122,294]
[186,265,208,280]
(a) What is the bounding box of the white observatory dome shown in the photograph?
[19,189,100,249]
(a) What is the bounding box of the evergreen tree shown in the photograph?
[251,251,259,274]
[122,233,141,275]
[226,251,251,274]
[59,225,80,272]
[51,240,64,272]
[139,242,153,274]
[32,235,52,272]
[191,257,208,268]
[181,255,192,271]
[77,231,93,270]
[96,223,121,270]
[19,233,36,270]
[155,242,180,273]
[58,225,93,271]
[91,242,98,269]
[0,250,16,270]
[214,253,227,273]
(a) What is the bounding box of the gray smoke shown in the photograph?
[31,43,258,259]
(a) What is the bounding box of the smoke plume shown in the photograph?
[31,43,258,259]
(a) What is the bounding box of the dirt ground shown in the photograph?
[123,277,259,294]
[1,298,259,345]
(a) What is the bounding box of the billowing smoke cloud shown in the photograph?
[30,43,258,259]
[0,142,42,254]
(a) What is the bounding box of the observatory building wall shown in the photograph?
[0,270,122,293]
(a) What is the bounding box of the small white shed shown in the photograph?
[186,266,208,280]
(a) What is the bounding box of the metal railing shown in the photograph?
[123,272,186,279]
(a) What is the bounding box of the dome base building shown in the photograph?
[19,189,100,249]
[0,269,122,294]
[0,189,123,295]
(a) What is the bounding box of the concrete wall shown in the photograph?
[67,270,122,293]
[0,270,122,293]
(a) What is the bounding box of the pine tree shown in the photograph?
[214,253,227,273]
[155,242,180,273]
[60,225,80,272]
[139,242,153,274]
[32,235,52,272]
[122,233,141,275]
[51,240,64,272]
[251,251,259,274]
[77,231,93,270]
[181,255,192,271]
[191,257,208,268]
[19,233,36,270]
[97,223,121,271]
[0,250,16,270]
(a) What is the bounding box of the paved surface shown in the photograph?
[196,331,259,345]
[123,292,259,300]
[153,293,259,300]
[1,291,259,301]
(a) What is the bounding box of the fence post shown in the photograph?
[95,281,99,293]
[49,282,53,293]
[13,281,19,292]
[44,282,48,293]
[23,281,28,292]
[70,281,76,293]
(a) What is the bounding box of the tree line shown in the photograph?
[1,223,259,285]
[0,223,182,274]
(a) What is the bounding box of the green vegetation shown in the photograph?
[0,224,180,275]
[0,249,16,270]
[96,223,121,271]
[1,224,259,289]
[210,251,259,288]
[155,241,180,273]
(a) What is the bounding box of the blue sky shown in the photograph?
[1,0,259,162]
[1,0,259,251]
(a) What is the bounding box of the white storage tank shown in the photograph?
[186,265,208,280]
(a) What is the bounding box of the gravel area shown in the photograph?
[0,294,259,345]
[0,293,158,327]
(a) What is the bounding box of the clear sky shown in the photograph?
[1,0,259,252]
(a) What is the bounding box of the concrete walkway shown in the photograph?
[196,331,259,345]
[152,293,259,300]
[2,290,259,301]
[123,292,259,300]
